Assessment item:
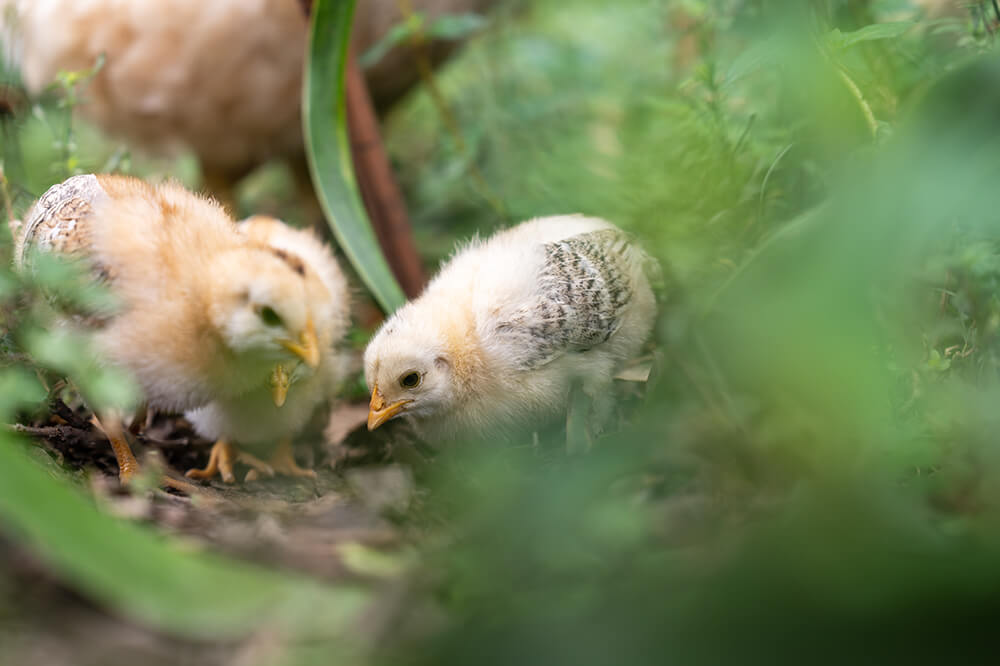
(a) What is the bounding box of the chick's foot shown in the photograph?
[185,439,275,484]
[245,438,316,482]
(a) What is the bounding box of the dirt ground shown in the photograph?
[1,395,422,665]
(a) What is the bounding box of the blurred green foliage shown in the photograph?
[3,0,1000,664]
[378,1,1000,663]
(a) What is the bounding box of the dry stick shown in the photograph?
[9,423,93,438]
[345,48,428,298]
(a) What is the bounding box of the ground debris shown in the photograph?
[12,397,415,582]
[2,394,427,664]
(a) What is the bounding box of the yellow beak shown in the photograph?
[367,384,411,431]
[269,364,290,408]
[278,317,320,369]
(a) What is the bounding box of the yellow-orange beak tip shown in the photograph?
[367,385,410,431]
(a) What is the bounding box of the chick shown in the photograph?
[2,0,498,205]
[184,215,350,483]
[4,0,306,205]
[363,215,657,443]
[13,174,322,482]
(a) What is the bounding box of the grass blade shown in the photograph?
[304,0,406,313]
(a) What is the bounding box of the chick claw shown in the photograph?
[185,439,275,484]
[245,438,316,482]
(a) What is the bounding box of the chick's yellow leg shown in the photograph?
[92,411,201,494]
[245,438,316,482]
[185,439,275,484]
[94,411,140,484]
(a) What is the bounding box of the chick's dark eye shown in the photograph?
[257,306,283,327]
[399,372,421,389]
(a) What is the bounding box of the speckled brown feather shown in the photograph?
[15,174,110,277]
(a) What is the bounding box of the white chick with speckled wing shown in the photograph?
[363,215,657,443]
[12,175,323,483]
[184,215,351,483]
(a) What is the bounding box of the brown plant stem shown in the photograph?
[345,48,427,298]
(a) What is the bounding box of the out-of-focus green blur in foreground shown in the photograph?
[4,0,1000,664]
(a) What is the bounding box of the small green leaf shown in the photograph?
[359,13,426,68]
[304,0,406,313]
[23,326,139,410]
[926,349,951,372]
[337,542,414,579]
[826,22,914,51]
[425,13,488,41]
[0,368,45,419]
[360,12,487,69]
[28,252,121,314]
[725,41,781,84]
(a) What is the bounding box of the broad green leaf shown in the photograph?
[826,22,914,51]
[0,434,370,640]
[304,0,406,313]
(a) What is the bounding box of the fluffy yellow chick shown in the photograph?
[363,215,657,443]
[13,174,322,482]
[184,215,350,483]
